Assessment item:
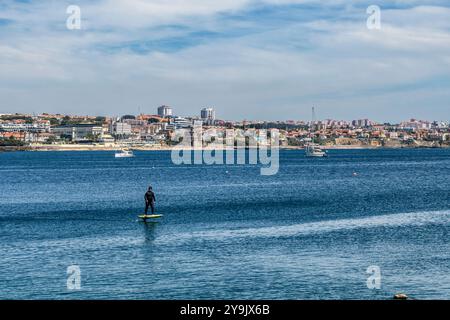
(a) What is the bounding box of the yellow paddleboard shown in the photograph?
[138,214,163,219]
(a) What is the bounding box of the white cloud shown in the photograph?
[0,1,449,121]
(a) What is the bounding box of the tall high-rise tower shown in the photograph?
[157,105,173,118]
[201,107,215,124]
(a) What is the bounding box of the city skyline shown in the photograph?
[1,1,450,121]
[2,109,449,150]
[0,107,448,124]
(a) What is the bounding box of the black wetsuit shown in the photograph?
[144,190,156,214]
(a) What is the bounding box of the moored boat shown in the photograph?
[115,149,134,158]
[305,143,327,157]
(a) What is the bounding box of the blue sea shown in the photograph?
[0,149,449,299]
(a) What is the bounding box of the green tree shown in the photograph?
[0,137,26,146]
[95,116,106,124]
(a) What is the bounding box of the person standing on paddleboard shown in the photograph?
[144,186,156,215]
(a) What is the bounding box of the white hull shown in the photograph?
[115,150,134,158]
[306,153,326,157]
[115,154,134,158]
[305,144,327,157]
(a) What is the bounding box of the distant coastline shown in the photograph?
[1,144,449,152]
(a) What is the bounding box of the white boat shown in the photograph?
[115,149,134,158]
[305,107,327,158]
[305,144,327,157]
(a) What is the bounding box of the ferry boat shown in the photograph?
[305,143,327,157]
[115,149,134,158]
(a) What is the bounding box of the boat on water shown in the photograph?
[115,149,134,158]
[305,143,327,157]
[305,107,328,158]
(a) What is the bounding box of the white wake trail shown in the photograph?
[155,210,450,245]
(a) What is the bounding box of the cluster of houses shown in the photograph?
[0,109,449,148]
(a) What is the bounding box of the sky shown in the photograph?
[0,0,449,122]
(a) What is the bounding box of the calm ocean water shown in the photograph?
[0,149,449,299]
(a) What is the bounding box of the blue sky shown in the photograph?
[0,0,450,122]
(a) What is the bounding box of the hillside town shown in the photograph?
[0,105,449,150]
